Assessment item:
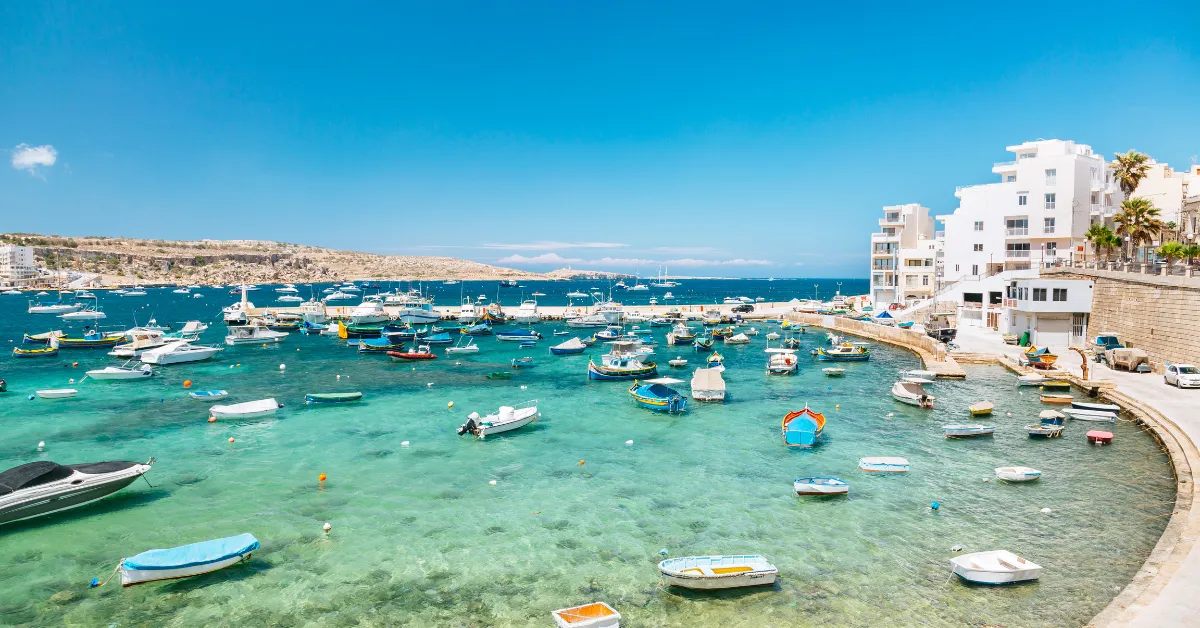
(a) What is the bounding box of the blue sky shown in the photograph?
[3,2,1198,277]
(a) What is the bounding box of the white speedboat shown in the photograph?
[0,458,153,525]
[995,466,1042,482]
[60,306,106,321]
[172,288,190,295]
[456,401,539,439]
[389,291,440,324]
[28,302,81,315]
[36,389,78,399]
[446,337,480,355]
[347,299,389,324]
[224,325,288,345]
[323,290,356,302]
[122,289,147,297]
[209,398,281,420]
[275,284,299,293]
[658,555,778,590]
[950,550,1042,584]
[108,330,170,358]
[277,294,303,303]
[178,320,209,335]
[86,362,153,380]
[139,341,223,365]
[513,300,540,324]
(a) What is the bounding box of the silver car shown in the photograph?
[1164,364,1200,388]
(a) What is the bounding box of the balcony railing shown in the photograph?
[1005,228,1028,236]
[1005,250,1031,259]
[993,160,1016,167]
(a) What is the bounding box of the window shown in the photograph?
[1053,288,1067,301]
[1045,242,1057,256]
[1044,217,1055,234]
[1019,152,1036,160]
[971,264,979,276]
[922,275,929,286]
[885,212,899,222]
[1006,175,1017,182]
[1033,288,1047,301]
[1104,193,1111,206]
[1006,243,1031,258]
[973,244,983,252]
[1045,169,1057,185]
[1045,193,1056,209]
[974,221,984,231]
[1006,218,1028,236]
[1018,194,1027,206]
[883,228,896,235]
[1090,191,1099,204]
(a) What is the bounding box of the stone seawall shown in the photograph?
[1045,268,1200,371]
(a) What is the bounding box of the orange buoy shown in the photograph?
[183,380,192,388]
[207,416,216,423]
[227,437,235,443]
[318,473,327,482]
[578,459,585,466]
[71,362,78,367]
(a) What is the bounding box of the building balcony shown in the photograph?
[871,232,898,242]
[1005,250,1031,259]
[991,161,1017,174]
[1090,204,1117,217]
[878,217,903,226]
[1005,228,1029,237]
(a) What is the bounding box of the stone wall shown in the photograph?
[1046,268,1200,370]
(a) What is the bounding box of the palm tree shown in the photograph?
[1112,150,1152,198]
[1183,244,1200,267]
[1084,223,1113,263]
[1113,198,1165,262]
[1158,241,1185,271]
[1099,232,1122,264]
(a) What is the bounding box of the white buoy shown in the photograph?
[323,522,332,533]
[336,374,341,380]
[488,480,497,486]
[1040,507,1052,514]
[426,383,433,389]
[279,364,286,371]
[37,441,45,451]
[520,385,527,390]
[401,441,410,447]
[626,440,634,446]
[68,378,75,384]
[886,412,895,417]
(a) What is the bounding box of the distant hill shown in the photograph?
[0,233,553,285]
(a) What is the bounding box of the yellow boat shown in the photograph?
[969,401,994,416]
[1040,393,1073,404]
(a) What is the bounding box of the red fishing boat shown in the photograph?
[1086,430,1113,445]
[387,345,437,360]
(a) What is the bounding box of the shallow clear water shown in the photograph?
[0,285,1174,626]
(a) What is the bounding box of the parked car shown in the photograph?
[731,304,754,313]
[1165,364,1200,388]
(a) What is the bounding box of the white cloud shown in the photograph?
[665,258,776,267]
[497,252,584,264]
[482,241,627,251]
[653,246,721,254]
[11,143,58,175]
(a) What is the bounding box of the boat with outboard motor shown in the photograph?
[457,400,539,439]
[139,341,223,365]
[86,362,154,381]
[0,458,154,526]
[891,381,935,408]
[628,378,687,413]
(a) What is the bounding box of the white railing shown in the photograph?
[1006,250,1031,259]
[994,160,1016,167]
[1005,228,1028,236]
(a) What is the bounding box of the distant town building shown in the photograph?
[937,139,1124,283]
[869,203,938,308]
[0,244,37,287]
[1130,160,1199,232]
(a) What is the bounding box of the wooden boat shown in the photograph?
[793,476,848,496]
[723,332,751,345]
[765,349,798,375]
[1040,380,1071,392]
[58,331,124,349]
[511,356,535,368]
[891,381,934,409]
[496,329,542,342]
[551,602,620,628]
[1039,393,1073,404]
[13,345,59,358]
[690,367,725,402]
[1017,373,1047,387]
[628,379,686,413]
[118,533,259,587]
[387,346,437,360]
[782,405,825,448]
[709,327,734,340]
[1039,410,1065,425]
[1025,424,1063,438]
[816,343,871,362]
[1072,401,1120,413]
[858,457,910,473]
[765,332,781,341]
[942,424,995,438]
[358,336,407,353]
[693,337,715,351]
[461,323,493,336]
[22,330,63,344]
[968,401,994,416]
[421,332,453,345]
[897,321,915,329]
[1062,408,1117,423]
[37,388,78,399]
[457,400,539,438]
[822,367,845,376]
[209,398,281,419]
[995,466,1042,482]
[588,343,657,380]
[657,555,778,590]
[86,363,154,380]
[1002,334,1020,344]
[549,337,587,355]
[304,392,362,404]
[782,337,802,349]
[1087,430,1114,445]
[189,390,228,400]
[1025,347,1058,366]
[519,341,537,348]
[950,550,1042,584]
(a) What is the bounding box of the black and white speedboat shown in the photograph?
[0,458,153,526]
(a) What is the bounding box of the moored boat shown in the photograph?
[816,343,871,361]
[0,458,153,526]
[766,349,799,375]
[891,381,934,409]
[969,401,994,416]
[1087,430,1114,445]
[690,367,725,402]
[950,551,1042,585]
[388,345,437,360]
[793,476,848,496]
[1025,424,1064,438]
[456,400,539,438]
[942,424,995,438]
[224,325,288,346]
[822,367,845,376]
[36,388,78,399]
[1062,408,1117,423]
[588,342,657,380]
[511,356,535,368]
[858,456,910,473]
[657,555,778,590]
[1040,380,1071,391]
[86,363,154,380]
[209,398,281,420]
[1039,393,1073,405]
[1072,400,1120,413]
[13,345,59,358]
[496,329,542,342]
[304,392,363,404]
[189,390,228,400]
[140,341,222,365]
[782,405,825,447]
[551,602,620,628]
[118,533,260,587]
[446,337,480,355]
[550,337,587,355]
[1017,373,1047,387]
[1039,410,1066,425]
[628,378,686,413]
[995,466,1042,482]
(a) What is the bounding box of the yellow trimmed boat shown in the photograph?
[969,401,994,416]
[1040,393,1073,404]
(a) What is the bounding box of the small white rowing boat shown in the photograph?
[969,401,994,416]
[950,550,1042,584]
[118,533,259,586]
[86,364,153,380]
[1071,400,1120,413]
[36,388,77,399]
[1017,373,1047,387]
[943,424,995,437]
[995,466,1042,482]
[209,398,280,419]
[551,602,621,628]
[822,367,845,377]
[189,390,228,400]
[1062,408,1118,423]
[793,476,849,496]
[657,555,778,589]
[858,456,910,473]
[668,357,688,367]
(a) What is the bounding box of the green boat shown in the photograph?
[485,372,512,380]
[304,392,363,404]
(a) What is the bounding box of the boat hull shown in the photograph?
[588,361,657,380]
[0,474,143,526]
[304,393,363,404]
[550,346,586,355]
[86,368,153,380]
[121,552,252,587]
[658,556,778,590]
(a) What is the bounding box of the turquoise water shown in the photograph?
[0,286,1175,626]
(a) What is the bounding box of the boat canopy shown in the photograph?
[0,462,74,494]
[123,533,260,571]
[874,310,893,319]
[642,377,684,385]
[690,368,726,391]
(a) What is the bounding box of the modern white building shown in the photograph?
[0,244,37,287]
[1003,278,1093,349]
[937,139,1124,283]
[1129,160,1199,228]
[869,203,938,309]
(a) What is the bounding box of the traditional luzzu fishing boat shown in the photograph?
[816,343,871,361]
[793,476,849,496]
[57,329,125,349]
[658,555,778,590]
[461,323,493,336]
[628,378,687,413]
[693,336,714,351]
[13,343,59,358]
[114,533,260,587]
[588,342,657,380]
[357,336,407,353]
[1039,393,1073,405]
[304,392,363,404]
[781,405,825,448]
[949,550,1042,585]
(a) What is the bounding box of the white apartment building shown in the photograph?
[938,139,1124,283]
[0,244,37,287]
[1130,161,1198,228]
[869,203,938,308]
[1003,278,1093,349]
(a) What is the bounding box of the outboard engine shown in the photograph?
[456,418,476,436]
[0,379,6,393]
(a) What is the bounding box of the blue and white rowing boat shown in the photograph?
[793,476,848,496]
[117,533,259,586]
[858,457,910,473]
[628,378,686,413]
[188,390,228,400]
